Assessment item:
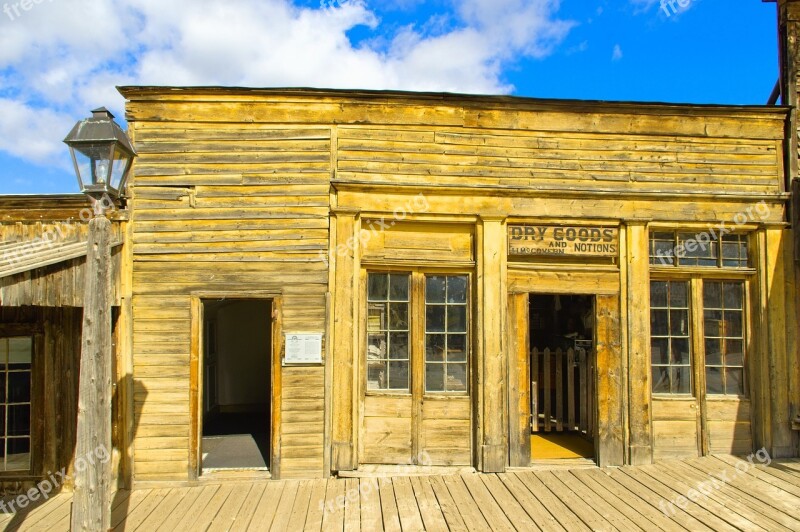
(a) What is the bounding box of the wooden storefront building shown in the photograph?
[100,85,798,485]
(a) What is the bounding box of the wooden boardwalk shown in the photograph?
[1,455,799,531]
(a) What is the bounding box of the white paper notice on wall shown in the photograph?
[283,333,323,365]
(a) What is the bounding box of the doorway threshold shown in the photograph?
[338,465,476,478]
[199,469,272,482]
[510,458,597,471]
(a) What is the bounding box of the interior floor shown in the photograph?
[202,412,270,471]
[530,432,594,461]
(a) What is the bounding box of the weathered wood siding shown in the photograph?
[125,117,330,480]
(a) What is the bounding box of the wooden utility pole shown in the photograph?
[71,213,113,531]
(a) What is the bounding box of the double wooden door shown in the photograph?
[360,271,472,466]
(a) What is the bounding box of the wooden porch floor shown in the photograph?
[2,455,799,531]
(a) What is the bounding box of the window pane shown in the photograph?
[447,306,467,333]
[389,303,408,330]
[426,335,446,362]
[671,338,691,366]
[652,367,670,393]
[426,364,445,392]
[651,310,669,336]
[5,438,29,471]
[368,304,386,332]
[703,282,722,309]
[448,335,468,362]
[8,373,30,404]
[426,306,446,332]
[8,405,29,436]
[426,276,446,303]
[725,368,745,396]
[706,367,724,394]
[705,338,722,366]
[389,275,409,301]
[447,364,468,392]
[723,283,743,309]
[8,339,31,365]
[651,338,670,365]
[368,332,387,357]
[704,310,722,337]
[447,276,468,304]
[368,274,388,301]
[388,333,408,360]
[650,282,668,307]
[388,362,409,390]
[672,367,692,394]
[367,361,387,390]
[670,310,689,336]
[724,311,743,337]
[670,282,688,307]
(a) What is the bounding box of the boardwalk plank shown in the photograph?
[321,478,345,532]
[534,471,615,531]
[497,473,566,531]
[571,469,682,532]
[16,495,74,532]
[6,492,72,532]
[552,470,639,532]
[459,474,516,531]
[618,467,737,531]
[513,471,589,531]
[639,464,759,531]
[357,478,382,532]
[665,460,797,531]
[713,455,800,498]
[479,474,538,531]
[131,488,187,531]
[189,484,236,531]
[688,457,800,515]
[284,481,314,532]
[303,479,329,532]
[343,478,361,532]
[391,476,425,532]
[427,476,469,532]
[207,484,253,532]
[174,485,224,532]
[603,468,713,531]
[229,483,268,532]
[247,481,285,531]
[111,488,151,530]
[377,478,401,532]
[409,476,449,532]
[440,474,490,532]
[773,460,800,473]
[270,480,301,531]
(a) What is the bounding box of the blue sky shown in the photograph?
[0,0,780,194]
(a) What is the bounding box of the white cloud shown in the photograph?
[0,0,574,167]
[612,44,623,61]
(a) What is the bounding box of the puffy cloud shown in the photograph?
[0,0,573,166]
[612,44,623,61]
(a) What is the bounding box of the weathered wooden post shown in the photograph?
[65,108,135,531]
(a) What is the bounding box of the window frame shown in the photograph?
[649,230,752,270]
[363,269,472,398]
[0,333,38,478]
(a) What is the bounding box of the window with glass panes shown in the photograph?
[703,281,746,395]
[0,337,32,472]
[424,275,469,393]
[650,281,692,394]
[649,230,749,398]
[367,273,410,391]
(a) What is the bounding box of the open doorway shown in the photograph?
[201,299,272,473]
[529,294,595,461]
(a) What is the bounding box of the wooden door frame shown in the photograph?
[189,292,283,480]
[508,290,622,467]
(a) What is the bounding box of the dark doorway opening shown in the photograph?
[201,299,271,472]
[529,294,595,460]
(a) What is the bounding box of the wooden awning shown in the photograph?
[0,238,122,279]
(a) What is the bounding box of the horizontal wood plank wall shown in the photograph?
[652,398,700,461]
[128,122,331,481]
[706,399,753,454]
[0,222,123,307]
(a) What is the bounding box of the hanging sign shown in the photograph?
[284,333,323,365]
[508,225,619,257]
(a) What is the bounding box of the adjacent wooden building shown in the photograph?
[107,86,798,484]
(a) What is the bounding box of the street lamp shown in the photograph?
[64,108,135,531]
[64,107,136,209]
